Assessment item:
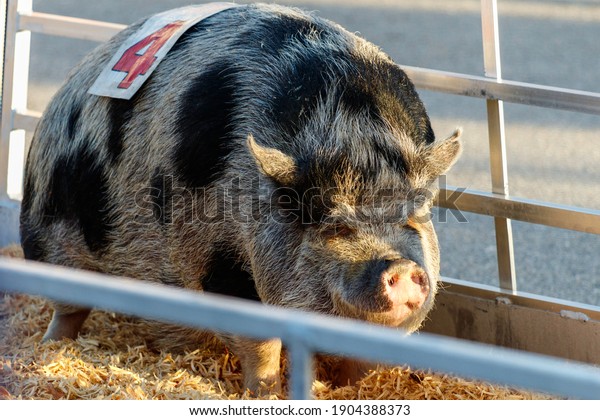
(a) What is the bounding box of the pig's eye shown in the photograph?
[321,224,355,239]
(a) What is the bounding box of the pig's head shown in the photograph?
[245,63,461,332]
[247,127,461,331]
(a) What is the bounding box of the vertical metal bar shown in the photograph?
[0,1,6,113]
[481,0,517,291]
[1,0,31,200]
[0,0,15,199]
[287,336,314,400]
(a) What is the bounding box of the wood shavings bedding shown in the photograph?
[0,245,547,400]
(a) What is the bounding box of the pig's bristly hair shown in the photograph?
[255,90,461,224]
[21,3,461,393]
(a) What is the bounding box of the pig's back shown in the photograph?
[19,4,356,285]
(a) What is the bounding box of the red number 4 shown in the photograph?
[112,21,185,89]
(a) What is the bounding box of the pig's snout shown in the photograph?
[341,258,432,326]
[381,259,429,312]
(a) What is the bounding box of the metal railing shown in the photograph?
[1,0,600,400]
[3,257,600,399]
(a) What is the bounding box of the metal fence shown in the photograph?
[3,257,600,399]
[1,0,600,399]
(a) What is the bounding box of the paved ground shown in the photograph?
[26,0,600,304]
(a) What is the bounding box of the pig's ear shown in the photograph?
[247,134,298,185]
[425,128,462,177]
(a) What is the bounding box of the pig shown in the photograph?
[19,3,461,393]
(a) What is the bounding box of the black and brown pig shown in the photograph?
[20,3,461,393]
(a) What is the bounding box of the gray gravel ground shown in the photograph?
[26,0,600,304]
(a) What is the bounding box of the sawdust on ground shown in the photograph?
[0,244,548,400]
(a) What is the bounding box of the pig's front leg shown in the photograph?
[220,334,282,394]
[332,358,376,387]
[42,303,91,341]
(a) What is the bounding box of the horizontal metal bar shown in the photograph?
[13,108,40,131]
[437,186,600,234]
[1,126,596,236]
[403,65,600,115]
[15,14,600,118]
[18,11,124,42]
[2,258,600,399]
[442,276,600,322]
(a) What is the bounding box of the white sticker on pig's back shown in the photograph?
[88,3,240,100]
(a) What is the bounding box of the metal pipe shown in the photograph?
[403,66,600,115]
[2,258,600,399]
[18,11,124,43]
[481,0,517,291]
[437,186,600,235]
